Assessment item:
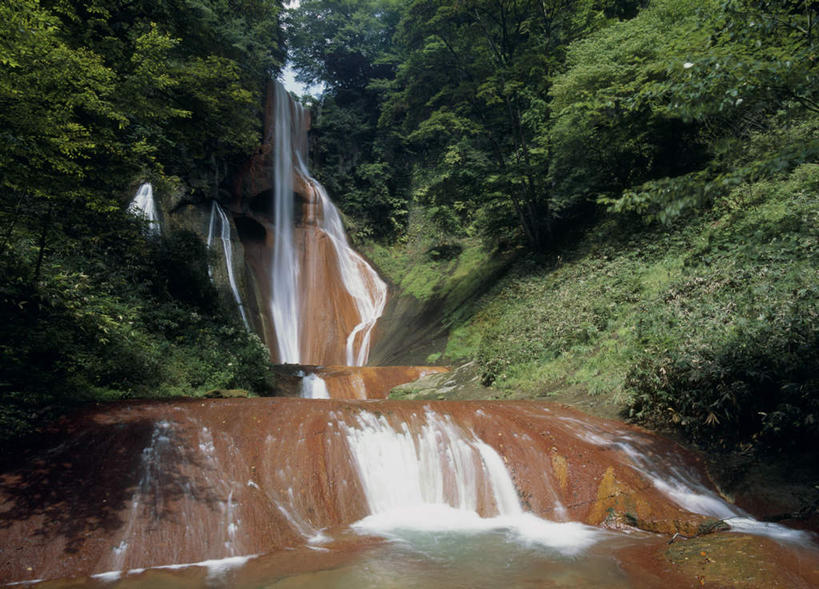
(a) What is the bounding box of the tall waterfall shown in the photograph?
[128,183,161,236]
[268,83,387,365]
[207,200,250,330]
[270,83,301,363]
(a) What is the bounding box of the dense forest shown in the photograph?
[2,0,818,462]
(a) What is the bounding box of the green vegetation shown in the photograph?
[367,208,501,308]
[2,0,817,459]
[1,0,283,443]
[290,0,818,453]
[454,159,817,451]
[1,211,275,442]
[288,0,408,240]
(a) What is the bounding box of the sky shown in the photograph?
[280,64,324,97]
[281,64,307,95]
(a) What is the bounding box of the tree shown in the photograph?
[382,0,625,250]
[288,0,409,239]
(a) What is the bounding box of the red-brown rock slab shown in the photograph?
[1,399,815,586]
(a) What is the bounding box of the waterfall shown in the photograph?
[4,399,817,586]
[207,200,250,330]
[268,82,387,365]
[556,415,812,543]
[341,408,600,554]
[300,373,330,399]
[296,163,388,366]
[270,83,301,363]
[128,183,161,236]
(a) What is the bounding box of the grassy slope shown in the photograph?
[364,208,515,364]
[442,162,818,447]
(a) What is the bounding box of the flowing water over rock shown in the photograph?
[7,84,817,587]
[236,82,387,367]
[128,183,161,237]
[207,200,250,330]
[1,399,817,587]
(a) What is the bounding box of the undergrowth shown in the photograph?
[0,215,274,444]
[452,163,818,451]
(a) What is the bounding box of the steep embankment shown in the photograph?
[365,209,516,366]
[384,164,818,436]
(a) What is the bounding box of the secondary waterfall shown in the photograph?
[300,372,330,399]
[128,182,161,236]
[207,200,250,330]
[267,82,387,365]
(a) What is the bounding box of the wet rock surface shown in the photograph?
[3,398,815,586]
[662,533,819,588]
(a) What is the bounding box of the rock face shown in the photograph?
[272,365,450,399]
[2,398,796,585]
[167,200,252,328]
[230,81,387,365]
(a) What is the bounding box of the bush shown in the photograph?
[626,164,819,449]
[0,208,274,446]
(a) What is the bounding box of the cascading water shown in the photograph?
[270,83,301,363]
[267,82,387,366]
[128,182,161,236]
[341,408,598,554]
[207,200,251,330]
[557,415,811,542]
[294,160,388,366]
[5,83,818,589]
[2,400,817,587]
[300,372,330,399]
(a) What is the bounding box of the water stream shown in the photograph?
[267,82,387,365]
[128,183,161,236]
[2,399,816,587]
[207,200,251,330]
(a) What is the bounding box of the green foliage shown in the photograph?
[291,0,634,249]
[287,0,403,89]
[380,0,620,250]
[626,164,819,449]
[549,0,714,213]
[0,210,274,443]
[288,0,408,240]
[309,92,408,240]
[0,0,284,216]
[0,0,283,444]
[463,159,819,451]
[550,0,819,225]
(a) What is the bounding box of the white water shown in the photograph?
[110,420,173,571]
[294,154,388,366]
[270,83,301,363]
[301,373,330,399]
[207,200,250,330]
[108,420,247,572]
[92,554,257,584]
[128,183,161,236]
[342,409,600,555]
[269,82,387,365]
[559,417,813,543]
